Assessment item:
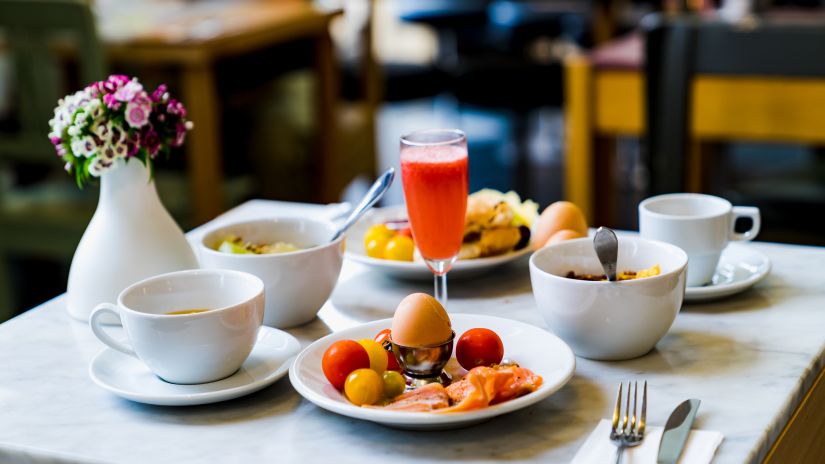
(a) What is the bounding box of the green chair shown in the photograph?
[0,0,106,321]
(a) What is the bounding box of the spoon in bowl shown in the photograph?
[594,227,618,282]
[330,167,395,242]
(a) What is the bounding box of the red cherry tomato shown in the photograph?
[374,329,402,371]
[374,329,391,345]
[385,349,402,372]
[322,340,370,390]
[456,328,504,370]
[397,227,413,238]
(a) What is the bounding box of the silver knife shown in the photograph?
[657,399,701,464]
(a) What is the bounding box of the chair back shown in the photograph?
[643,14,825,194]
[0,0,106,164]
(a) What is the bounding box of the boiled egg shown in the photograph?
[547,228,586,245]
[390,293,452,347]
[532,201,588,250]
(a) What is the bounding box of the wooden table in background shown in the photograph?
[100,0,342,223]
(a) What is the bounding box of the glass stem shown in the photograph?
[434,272,448,308]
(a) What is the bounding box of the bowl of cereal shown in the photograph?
[529,236,687,360]
[199,218,344,328]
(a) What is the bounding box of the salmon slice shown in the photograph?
[373,383,450,412]
[439,365,543,413]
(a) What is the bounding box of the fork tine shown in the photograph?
[630,381,638,434]
[639,381,647,437]
[612,383,623,433]
[623,381,630,433]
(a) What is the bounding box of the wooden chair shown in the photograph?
[644,14,825,195]
[563,14,825,225]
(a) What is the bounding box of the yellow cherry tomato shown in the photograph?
[382,370,406,398]
[344,368,384,406]
[365,235,391,259]
[384,235,415,261]
[357,339,388,374]
[364,224,393,244]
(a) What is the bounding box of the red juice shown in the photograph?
[400,145,468,261]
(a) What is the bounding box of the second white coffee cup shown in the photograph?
[89,269,265,384]
[639,193,760,287]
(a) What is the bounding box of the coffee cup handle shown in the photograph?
[731,206,761,242]
[89,303,137,358]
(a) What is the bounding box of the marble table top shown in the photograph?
[2,200,824,464]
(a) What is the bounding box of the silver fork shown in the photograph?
[610,381,647,464]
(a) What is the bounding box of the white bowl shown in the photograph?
[529,237,687,361]
[199,218,344,328]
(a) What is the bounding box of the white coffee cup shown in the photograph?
[639,193,760,287]
[89,269,265,384]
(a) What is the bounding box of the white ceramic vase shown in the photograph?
[66,159,198,323]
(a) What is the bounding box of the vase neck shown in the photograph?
[99,160,158,209]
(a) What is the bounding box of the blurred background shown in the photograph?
[1,0,824,319]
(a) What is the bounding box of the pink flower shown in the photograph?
[151,84,168,102]
[50,136,62,145]
[113,80,144,102]
[173,122,188,147]
[103,93,121,110]
[125,101,150,128]
[166,99,187,118]
[142,127,161,156]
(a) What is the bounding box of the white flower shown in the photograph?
[67,125,82,137]
[70,136,98,158]
[87,99,104,121]
[73,109,89,128]
[88,157,115,177]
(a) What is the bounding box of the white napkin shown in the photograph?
[572,419,724,464]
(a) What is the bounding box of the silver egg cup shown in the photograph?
[390,331,455,389]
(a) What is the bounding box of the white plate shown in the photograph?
[89,327,300,406]
[684,244,771,303]
[345,206,532,280]
[289,314,576,430]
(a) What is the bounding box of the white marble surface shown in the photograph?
[1,200,824,464]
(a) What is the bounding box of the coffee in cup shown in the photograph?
[639,193,760,287]
[89,269,264,384]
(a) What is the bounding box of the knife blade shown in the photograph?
[657,399,701,464]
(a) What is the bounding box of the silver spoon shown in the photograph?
[330,167,395,242]
[594,226,619,282]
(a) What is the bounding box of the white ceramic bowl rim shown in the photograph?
[199,217,342,259]
[529,236,688,286]
[639,193,732,220]
[116,269,264,319]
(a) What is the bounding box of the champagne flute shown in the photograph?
[399,129,469,308]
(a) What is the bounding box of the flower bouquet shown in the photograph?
[51,75,199,323]
[48,74,193,186]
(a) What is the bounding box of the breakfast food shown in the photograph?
[319,293,543,412]
[390,293,452,347]
[322,340,371,390]
[215,234,300,255]
[546,228,586,245]
[377,364,543,413]
[455,328,504,370]
[566,264,661,281]
[532,201,588,250]
[363,189,537,262]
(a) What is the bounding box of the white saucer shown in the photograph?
[684,244,771,303]
[345,206,532,281]
[89,326,300,406]
[289,314,576,430]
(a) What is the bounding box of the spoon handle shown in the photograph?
[330,167,395,242]
[594,226,619,282]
